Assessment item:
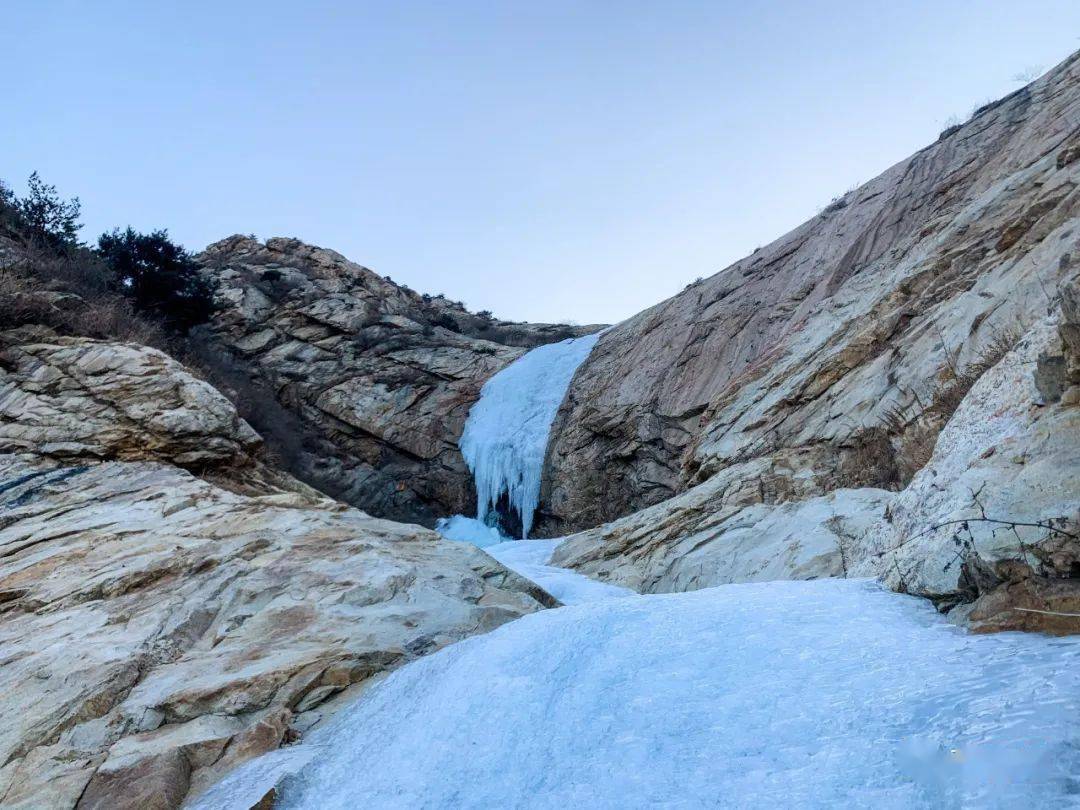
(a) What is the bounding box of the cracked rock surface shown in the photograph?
[0,331,260,467]
[554,311,1080,633]
[546,53,1080,631]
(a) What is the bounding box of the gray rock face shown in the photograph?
[0,458,551,809]
[0,334,552,809]
[852,313,1080,633]
[541,50,1080,536]
[195,236,600,527]
[553,308,1080,633]
[0,331,260,467]
[551,445,892,593]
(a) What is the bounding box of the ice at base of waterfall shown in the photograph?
[485,539,635,605]
[435,520,633,604]
[459,332,600,538]
[434,514,509,548]
[192,577,1080,810]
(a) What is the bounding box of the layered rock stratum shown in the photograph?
[0,331,552,808]
[542,50,1080,537]
[552,305,1080,630]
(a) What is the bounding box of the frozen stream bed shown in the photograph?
[195,543,1080,809]
[485,539,636,605]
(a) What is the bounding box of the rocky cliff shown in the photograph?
[193,236,599,528]
[0,329,553,808]
[541,50,1080,537]
[552,299,1080,631]
[544,52,1080,631]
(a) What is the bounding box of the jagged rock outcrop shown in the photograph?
[853,308,1080,633]
[551,456,891,592]
[0,333,553,809]
[541,50,1080,536]
[195,236,599,527]
[549,440,893,592]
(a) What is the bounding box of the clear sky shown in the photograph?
[5,2,1080,324]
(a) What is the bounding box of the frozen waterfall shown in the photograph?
[456,332,600,538]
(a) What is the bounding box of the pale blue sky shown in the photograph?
[5,2,1080,323]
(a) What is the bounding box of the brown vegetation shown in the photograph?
[843,329,1022,490]
[0,245,171,347]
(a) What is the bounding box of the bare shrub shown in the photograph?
[840,427,899,489]
[1012,65,1044,84]
[0,247,175,349]
[895,421,939,484]
[844,328,1022,490]
[927,329,1020,421]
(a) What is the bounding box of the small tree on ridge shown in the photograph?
[97,227,216,331]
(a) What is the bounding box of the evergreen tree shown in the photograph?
[97,227,216,331]
[17,172,82,249]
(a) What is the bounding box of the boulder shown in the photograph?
[552,446,891,592]
[0,332,260,468]
[0,456,551,808]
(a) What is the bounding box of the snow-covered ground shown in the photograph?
[195,566,1080,809]
[486,539,635,605]
[457,332,599,537]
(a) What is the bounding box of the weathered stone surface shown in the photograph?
[0,332,260,467]
[553,312,1078,623]
[542,50,1080,536]
[0,335,554,809]
[555,307,1080,631]
[1060,282,1080,397]
[850,316,1080,632]
[0,456,551,808]
[195,235,600,527]
[546,49,1080,630]
[551,446,892,592]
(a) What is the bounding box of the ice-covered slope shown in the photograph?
[194,574,1080,809]
[486,539,635,605]
[458,332,600,537]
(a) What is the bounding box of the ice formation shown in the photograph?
[433,514,509,548]
[195,573,1080,810]
[458,332,600,538]
[486,539,635,605]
